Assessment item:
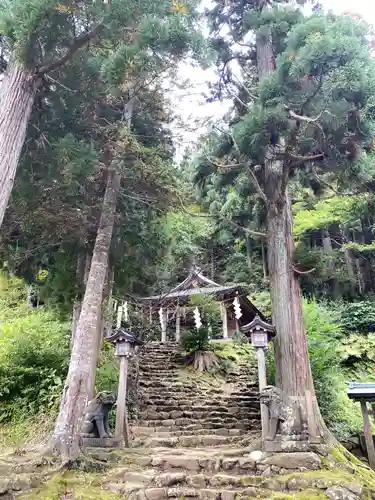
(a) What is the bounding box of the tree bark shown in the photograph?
[71,252,91,347]
[51,170,121,463]
[321,229,340,299]
[256,21,327,439]
[0,62,38,228]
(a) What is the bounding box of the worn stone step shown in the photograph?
[132,427,246,438]
[138,410,259,421]
[132,421,259,434]
[130,454,259,475]
[132,433,248,448]
[139,397,259,406]
[138,405,247,413]
[136,418,259,429]
[125,487,275,500]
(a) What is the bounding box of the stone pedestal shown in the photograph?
[262,432,321,453]
[81,437,119,448]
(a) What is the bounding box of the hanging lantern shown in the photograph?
[193,307,202,329]
[233,296,242,320]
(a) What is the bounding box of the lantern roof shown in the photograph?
[241,314,276,338]
[347,382,375,401]
[107,328,143,346]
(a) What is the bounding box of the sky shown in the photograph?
[171,0,375,160]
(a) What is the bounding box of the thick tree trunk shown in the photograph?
[256,22,327,439]
[71,252,91,347]
[51,170,121,463]
[0,62,37,228]
[267,194,326,438]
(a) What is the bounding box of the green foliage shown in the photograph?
[181,327,211,354]
[0,273,70,422]
[340,300,375,334]
[95,341,119,394]
[337,334,375,366]
[293,196,365,238]
[188,294,222,337]
[302,300,363,440]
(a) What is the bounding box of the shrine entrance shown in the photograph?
[139,265,265,341]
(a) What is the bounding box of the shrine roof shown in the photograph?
[139,265,265,319]
[140,284,241,301]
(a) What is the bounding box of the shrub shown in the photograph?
[181,328,222,372]
[340,299,375,334]
[0,274,70,422]
[337,333,375,367]
[181,327,211,354]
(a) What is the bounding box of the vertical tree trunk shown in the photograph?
[0,62,37,228]
[267,194,326,437]
[87,261,112,401]
[256,24,327,439]
[51,170,121,463]
[71,252,91,347]
[321,229,340,299]
[246,235,252,270]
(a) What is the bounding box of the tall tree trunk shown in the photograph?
[0,62,38,228]
[246,235,252,270]
[256,28,327,439]
[51,170,121,463]
[71,252,91,347]
[321,229,340,299]
[87,261,112,401]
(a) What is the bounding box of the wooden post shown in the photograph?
[256,347,268,439]
[115,356,129,446]
[220,302,228,339]
[361,401,375,470]
[371,403,375,425]
[175,304,181,342]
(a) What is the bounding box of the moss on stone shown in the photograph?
[20,471,120,500]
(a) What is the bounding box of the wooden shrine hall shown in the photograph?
[139,265,265,341]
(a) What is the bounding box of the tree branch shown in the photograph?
[293,266,316,275]
[287,108,323,123]
[37,23,104,76]
[212,124,268,203]
[176,193,267,238]
[289,152,325,163]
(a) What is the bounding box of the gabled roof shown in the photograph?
[168,265,222,293]
[139,266,265,320]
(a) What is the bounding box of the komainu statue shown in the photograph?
[260,385,308,441]
[81,391,116,438]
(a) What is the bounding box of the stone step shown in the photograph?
[132,421,259,434]
[138,404,259,413]
[132,433,249,448]
[132,427,247,438]
[139,398,260,407]
[138,410,260,421]
[125,487,270,499]
[138,389,259,398]
[137,417,260,428]
[129,453,258,475]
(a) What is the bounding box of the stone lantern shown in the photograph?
[107,328,142,447]
[241,315,276,439]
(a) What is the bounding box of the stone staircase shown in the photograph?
[94,343,340,498]
[131,341,261,449]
